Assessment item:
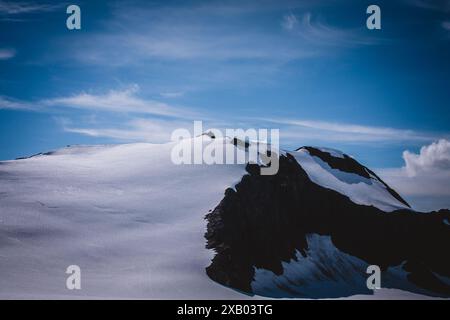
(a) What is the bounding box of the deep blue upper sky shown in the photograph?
[1,0,449,170]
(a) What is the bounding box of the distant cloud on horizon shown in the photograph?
[378,139,450,211]
[403,139,450,176]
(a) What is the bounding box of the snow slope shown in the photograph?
[0,136,248,299]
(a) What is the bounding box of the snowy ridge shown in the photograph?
[315,147,346,159]
[290,148,410,212]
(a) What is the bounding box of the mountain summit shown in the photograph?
[0,136,448,299]
[206,145,449,298]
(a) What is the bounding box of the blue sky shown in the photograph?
[1,0,450,209]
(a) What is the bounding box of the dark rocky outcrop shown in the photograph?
[204,153,450,298]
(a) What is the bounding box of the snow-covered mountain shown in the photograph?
[0,135,449,299]
[291,146,410,212]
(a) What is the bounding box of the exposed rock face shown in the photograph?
[205,152,450,298]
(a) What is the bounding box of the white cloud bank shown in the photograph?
[379,139,450,211]
[403,139,450,176]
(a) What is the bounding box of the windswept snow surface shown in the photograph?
[290,149,410,212]
[0,136,248,299]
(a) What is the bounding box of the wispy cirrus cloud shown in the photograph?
[1,85,201,142]
[0,84,196,119]
[0,48,15,60]
[65,3,381,68]
[70,24,313,65]
[283,12,384,47]
[0,1,62,15]
[42,85,194,118]
[4,88,448,146]
[442,20,450,34]
[61,117,194,143]
[262,118,449,143]
[404,0,450,12]
[0,95,30,110]
[404,0,450,37]
[281,13,298,31]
